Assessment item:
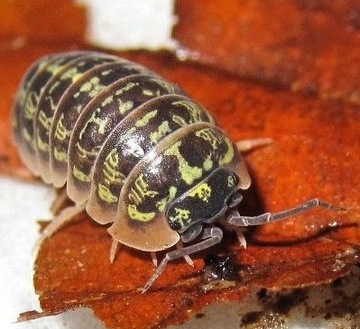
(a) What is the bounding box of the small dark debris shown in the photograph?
[256,288,269,303]
[256,289,307,315]
[331,277,343,288]
[324,312,332,320]
[203,254,239,282]
[274,293,298,314]
[241,311,263,325]
[195,313,205,319]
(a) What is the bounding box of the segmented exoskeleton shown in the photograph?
[13,51,341,292]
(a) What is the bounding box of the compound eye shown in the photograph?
[232,172,239,185]
[169,221,182,231]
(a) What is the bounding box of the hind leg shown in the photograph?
[35,204,85,251]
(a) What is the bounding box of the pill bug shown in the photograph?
[13,51,341,292]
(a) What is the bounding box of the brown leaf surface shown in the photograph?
[0,1,360,328]
[0,0,86,45]
[175,0,360,105]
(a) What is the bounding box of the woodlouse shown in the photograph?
[13,51,341,292]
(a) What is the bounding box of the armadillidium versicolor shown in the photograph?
[13,51,340,291]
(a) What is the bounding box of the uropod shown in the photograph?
[13,51,341,292]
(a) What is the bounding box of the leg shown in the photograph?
[110,238,119,263]
[176,240,195,267]
[50,187,69,214]
[110,241,195,268]
[227,198,344,227]
[233,227,247,248]
[35,204,85,251]
[151,252,158,266]
[236,138,272,153]
[141,226,223,293]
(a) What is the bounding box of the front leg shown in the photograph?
[141,226,223,293]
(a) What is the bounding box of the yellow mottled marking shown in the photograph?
[118,100,134,115]
[101,69,112,76]
[135,110,158,128]
[117,127,136,145]
[60,67,80,82]
[195,128,222,150]
[53,147,67,162]
[150,121,171,144]
[128,174,159,205]
[101,95,114,107]
[76,76,102,98]
[219,137,235,166]
[17,88,27,106]
[72,165,91,182]
[152,79,177,94]
[48,81,60,95]
[128,188,142,205]
[103,149,126,185]
[22,128,34,146]
[156,186,177,212]
[172,100,204,122]
[79,108,108,140]
[164,141,202,185]
[38,110,52,130]
[189,182,212,202]
[169,208,191,228]
[54,115,71,141]
[37,134,49,152]
[75,142,98,159]
[38,59,52,72]
[114,82,137,96]
[71,72,83,83]
[24,91,39,119]
[98,183,118,203]
[46,62,64,76]
[46,93,58,112]
[46,62,63,75]
[172,115,188,127]
[203,154,213,171]
[142,88,155,96]
[128,204,156,222]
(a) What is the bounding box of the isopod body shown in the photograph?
[13,51,339,291]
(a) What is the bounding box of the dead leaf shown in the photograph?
[174,0,360,105]
[0,1,360,328]
[0,0,86,46]
[9,50,360,328]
